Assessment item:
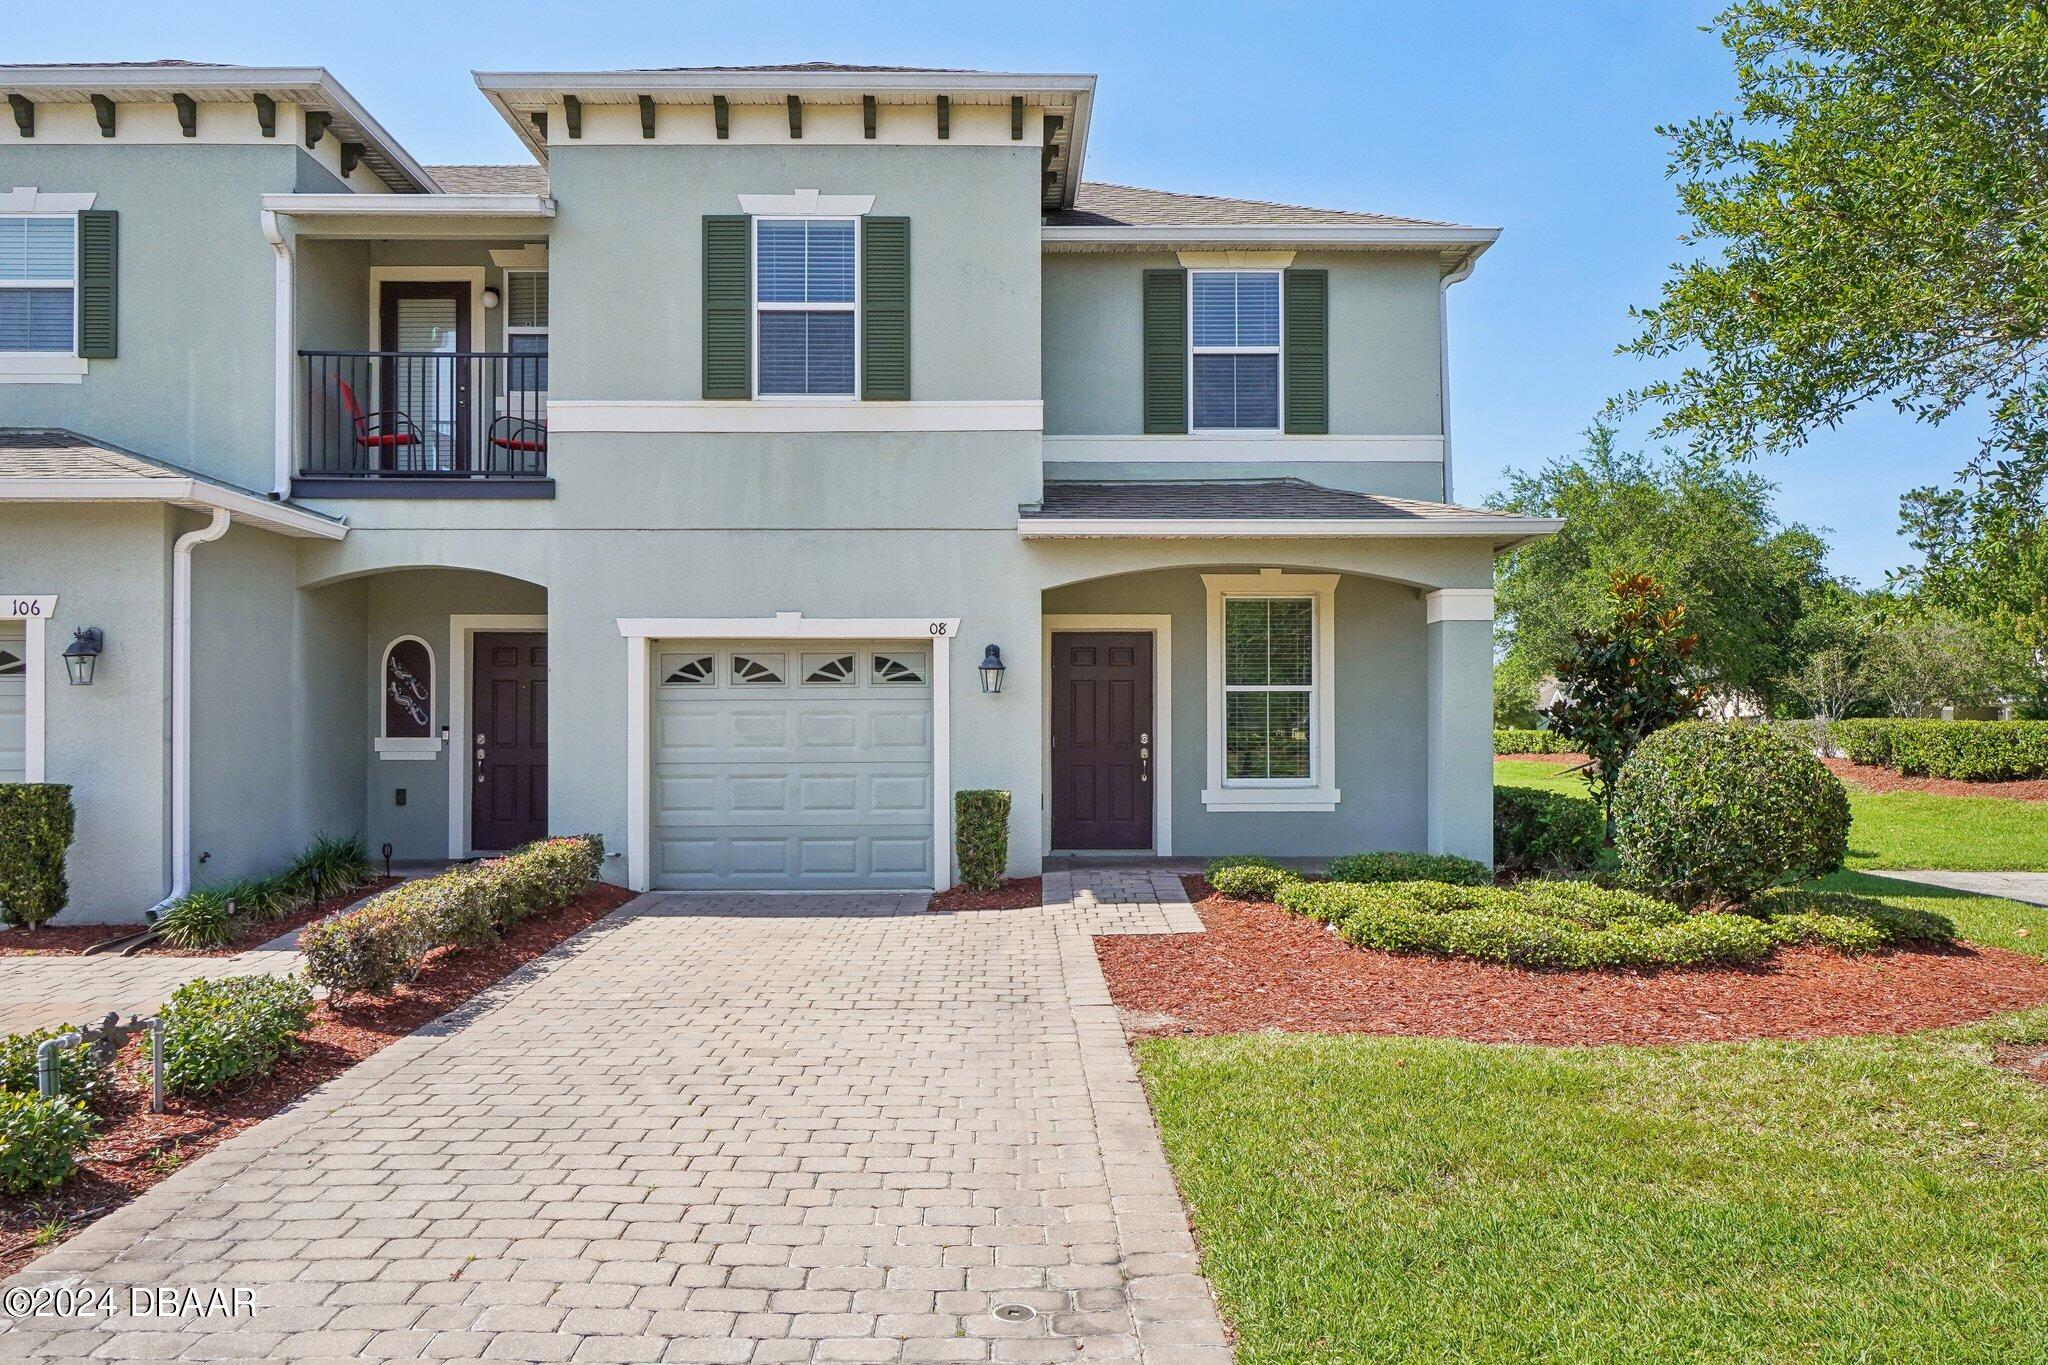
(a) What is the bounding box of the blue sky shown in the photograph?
[15,0,1978,586]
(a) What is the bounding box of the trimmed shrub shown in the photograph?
[301,836,604,995]
[1494,728,1581,755]
[160,974,313,1096]
[1832,718,2048,781]
[1494,788,1605,876]
[1614,721,1850,908]
[156,888,236,950]
[1751,888,1956,949]
[954,791,1011,892]
[1326,851,1492,887]
[0,1092,95,1194]
[1275,878,1776,970]
[0,1025,110,1106]
[0,784,75,929]
[1204,856,1300,902]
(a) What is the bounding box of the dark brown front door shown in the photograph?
[378,281,472,472]
[1051,632,1155,850]
[472,632,547,851]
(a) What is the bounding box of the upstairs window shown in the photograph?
[0,216,76,354]
[504,269,549,393]
[1190,270,1280,431]
[755,217,856,396]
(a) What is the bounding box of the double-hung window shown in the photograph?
[503,269,549,394]
[0,216,77,354]
[1190,269,1280,431]
[755,217,857,396]
[1222,596,1316,782]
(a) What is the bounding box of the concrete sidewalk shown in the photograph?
[1875,870,2048,909]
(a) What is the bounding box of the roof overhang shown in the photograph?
[473,68,1096,208]
[0,476,347,539]
[0,66,437,193]
[1043,224,1500,269]
[1017,514,1560,551]
[260,191,556,239]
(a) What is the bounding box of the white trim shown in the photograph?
[262,209,295,496]
[375,634,441,759]
[0,475,347,538]
[1176,249,1294,269]
[1188,267,1282,436]
[1018,515,1560,544]
[616,613,960,893]
[3,595,54,783]
[446,614,548,858]
[548,399,1043,434]
[1439,254,1476,500]
[261,193,554,218]
[752,215,860,400]
[163,509,231,909]
[1044,224,1500,250]
[370,266,489,362]
[0,188,97,213]
[1424,588,1494,624]
[0,355,88,384]
[1042,614,1173,857]
[737,190,876,217]
[1042,434,1444,463]
[489,244,550,268]
[1201,571,1340,813]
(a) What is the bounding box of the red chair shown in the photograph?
[337,378,424,470]
[487,414,547,474]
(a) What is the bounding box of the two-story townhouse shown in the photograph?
[0,60,1556,918]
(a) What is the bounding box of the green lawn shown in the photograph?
[1141,1014,2048,1363]
[1496,757,2048,871]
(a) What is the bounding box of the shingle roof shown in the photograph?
[1023,479,1527,522]
[426,163,549,194]
[0,429,346,536]
[1047,182,1460,230]
[0,59,231,68]
[0,429,187,481]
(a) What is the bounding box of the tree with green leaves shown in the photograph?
[1490,423,1833,715]
[1617,1,2048,701]
[1544,574,1705,831]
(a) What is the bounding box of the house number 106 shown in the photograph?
[9,600,43,617]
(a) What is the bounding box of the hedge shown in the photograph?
[1205,856,1301,901]
[160,974,314,1096]
[0,784,75,929]
[1326,851,1493,886]
[301,836,604,995]
[954,791,1011,892]
[0,1092,94,1194]
[1494,787,1605,876]
[1831,718,2048,781]
[1494,728,1581,755]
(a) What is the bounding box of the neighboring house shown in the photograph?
[0,60,1557,916]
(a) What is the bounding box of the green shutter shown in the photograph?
[77,210,118,359]
[702,215,750,399]
[861,216,910,401]
[1283,268,1328,434]
[1141,268,1187,435]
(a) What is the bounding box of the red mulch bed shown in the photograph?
[928,877,1044,912]
[131,879,401,957]
[1824,756,2048,802]
[1093,877,2048,1049]
[0,923,139,956]
[0,880,639,1277]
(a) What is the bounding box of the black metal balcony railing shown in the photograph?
[298,350,548,479]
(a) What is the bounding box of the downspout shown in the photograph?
[152,507,232,914]
[261,208,294,499]
[1438,250,1478,504]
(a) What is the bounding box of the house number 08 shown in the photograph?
[927,622,948,636]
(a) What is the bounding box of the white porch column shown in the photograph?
[1424,588,1495,863]
[260,209,295,498]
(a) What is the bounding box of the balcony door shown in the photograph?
[378,281,471,473]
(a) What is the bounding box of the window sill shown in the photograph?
[375,737,443,761]
[1202,786,1340,813]
[0,354,87,385]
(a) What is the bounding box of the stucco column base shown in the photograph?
[1424,592,1494,863]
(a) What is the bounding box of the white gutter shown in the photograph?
[1438,251,1479,502]
[154,507,231,914]
[1016,515,1561,548]
[0,477,347,538]
[261,209,294,498]
[259,193,556,217]
[1042,224,1501,250]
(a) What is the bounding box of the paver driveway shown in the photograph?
[2,872,1230,1362]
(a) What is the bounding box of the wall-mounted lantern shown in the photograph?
[978,644,1007,695]
[62,627,104,686]
[481,286,502,310]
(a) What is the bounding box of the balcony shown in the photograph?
[293,350,553,499]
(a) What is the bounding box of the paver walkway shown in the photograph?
[1878,869,2048,909]
[2,872,1230,1362]
[0,938,304,1034]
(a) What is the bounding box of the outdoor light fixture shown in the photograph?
[978,644,1007,695]
[62,627,103,686]
[481,286,502,309]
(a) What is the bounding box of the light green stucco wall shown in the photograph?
[0,505,171,918]
[0,144,307,491]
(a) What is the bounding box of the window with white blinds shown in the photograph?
[0,216,77,354]
[1190,270,1281,431]
[1222,597,1315,781]
[755,217,856,396]
[504,269,548,392]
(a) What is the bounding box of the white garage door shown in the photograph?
[651,641,934,889]
[0,623,24,784]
